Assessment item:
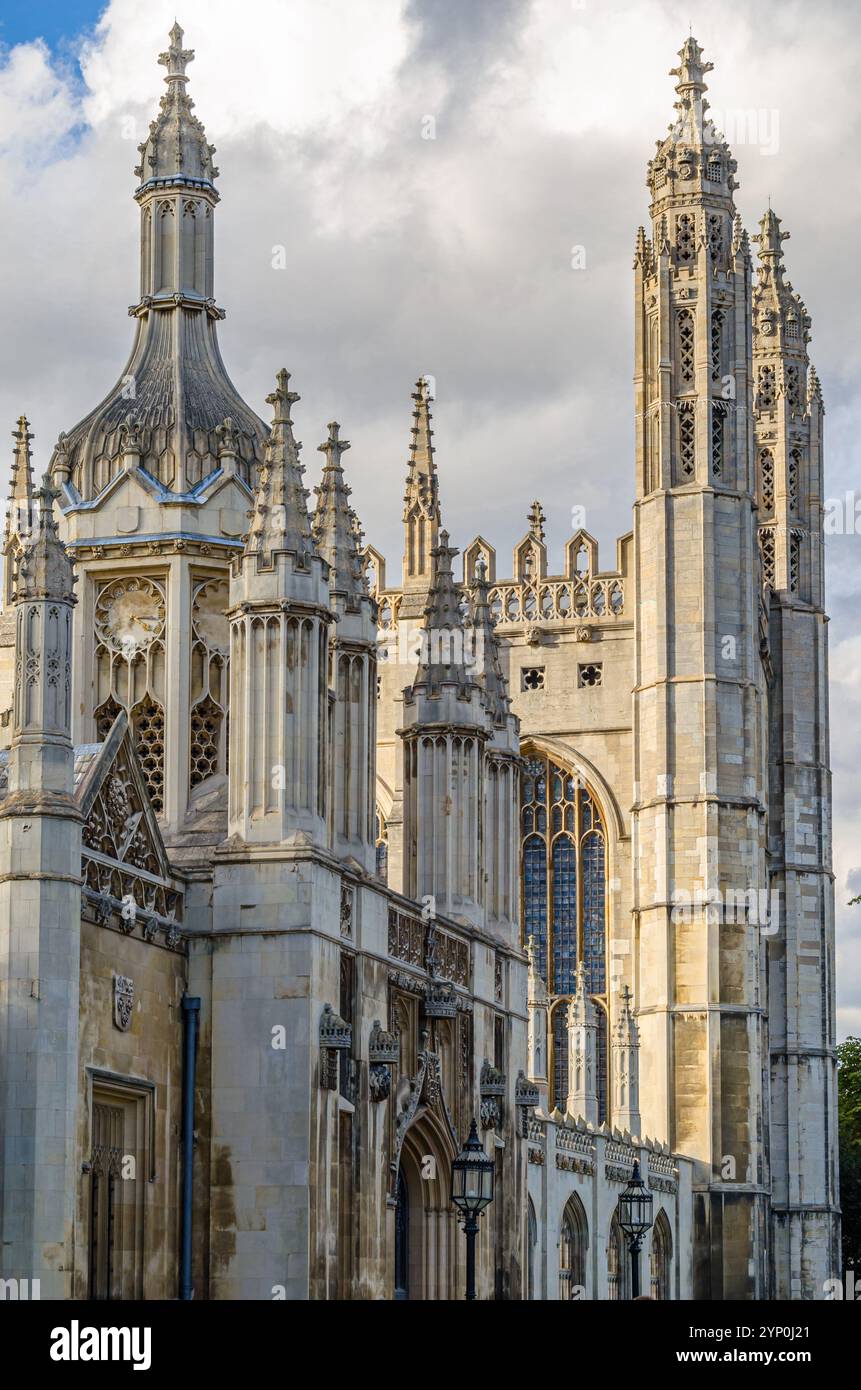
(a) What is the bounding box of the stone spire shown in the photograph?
[526,935,550,1105]
[314,421,377,873]
[227,369,331,848]
[14,473,76,606]
[3,416,35,606]
[6,467,77,796]
[752,208,811,352]
[243,370,313,564]
[49,24,267,498]
[566,963,598,1123]
[313,422,366,601]
[412,531,471,696]
[467,558,510,724]
[135,21,218,186]
[401,377,441,609]
[611,985,642,1135]
[648,37,737,212]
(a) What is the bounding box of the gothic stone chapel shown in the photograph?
[0,26,838,1301]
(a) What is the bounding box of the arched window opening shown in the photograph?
[607,1215,628,1301]
[559,1194,588,1300]
[650,1210,673,1300]
[527,1198,538,1301]
[520,746,609,1120]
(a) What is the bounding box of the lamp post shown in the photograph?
[617,1160,654,1299]
[450,1118,495,1300]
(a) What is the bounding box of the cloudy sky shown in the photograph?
[1,0,859,1036]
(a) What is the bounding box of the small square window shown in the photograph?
[521,667,545,691]
[578,663,603,688]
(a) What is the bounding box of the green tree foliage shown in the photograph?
[837,1036,861,1270]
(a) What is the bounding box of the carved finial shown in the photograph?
[216,416,239,457]
[527,500,545,544]
[9,416,34,502]
[317,420,351,469]
[120,415,142,455]
[158,21,195,82]
[266,368,301,426]
[753,207,790,266]
[670,35,713,97]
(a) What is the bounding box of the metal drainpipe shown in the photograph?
[180,994,201,1300]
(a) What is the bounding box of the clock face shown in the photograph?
[96,579,165,655]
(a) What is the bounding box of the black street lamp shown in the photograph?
[617,1160,654,1299]
[450,1118,495,1300]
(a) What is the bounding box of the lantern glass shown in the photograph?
[450,1120,495,1215]
[617,1161,654,1240]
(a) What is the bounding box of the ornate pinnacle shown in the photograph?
[313,422,367,600]
[243,370,312,562]
[14,470,76,604]
[266,368,300,426]
[158,21,195,82]
[670,36,713,98]
[527,500,545,544]
[9,415,34,502]
[317,420,351,470]
[753,207,790,266]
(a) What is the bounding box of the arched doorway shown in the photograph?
[393,1108,459,1300]
[394,1169,409,1300]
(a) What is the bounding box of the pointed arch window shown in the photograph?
[607,1215,628,1301]
[759,449,775,515]
[559,1194,588,1299]
[520,746,608,1119]
[650,1210,673,1299]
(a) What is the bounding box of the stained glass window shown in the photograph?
[552,1005,568,1116]
[520,746,609,1120]
[553,836,578,994]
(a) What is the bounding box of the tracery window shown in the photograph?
[759,527,776,589]
[678,402,695,479]
[790,530,802,595]
[676,213,695,263]
[757,365,776,410]
[190,576,229,790]
[711,402,726,479]
[707,213,723,259]
[710,309,724,382]
[677,310,695,386]
[788,449,801,514]
[94,575,167,813]
[520,747,609,1119]
[559,1194,588,1299]
[785,363,801,411]
[759,449,775,515]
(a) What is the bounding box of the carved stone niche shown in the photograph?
[368,1018,400,1103]
[113,974,134,1032]
[514,1069,540,1137]
[423,979,458,1021]
[340,882,354,939]
[319,1003,352,1091]
[479,1057,506,1131]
